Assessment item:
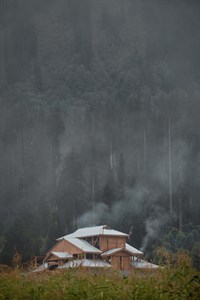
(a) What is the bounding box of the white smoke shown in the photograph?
[77,184,150,229]
[77,202,108,228]
[141,210,170,252]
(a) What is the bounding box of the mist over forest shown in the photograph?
[0,0,200,266]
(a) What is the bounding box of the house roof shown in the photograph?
[125,243,143,255]
[32,263,48,272]
[51,252,73,259]
[57,225,128,240]
[45,251,73,262]
[101,248,122,256]
[132,258,159,269]
[101,243,143,257]
[58,259,111,269]
[65,237,102,254]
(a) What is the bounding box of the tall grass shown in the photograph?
[0,256,199,300]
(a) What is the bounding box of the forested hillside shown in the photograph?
[0,0,200,265]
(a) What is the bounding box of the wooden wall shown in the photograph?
[110,251,131,270]
[99,236,126,252]
[48,239,84,255]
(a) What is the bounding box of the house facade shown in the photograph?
[44,225,143,271]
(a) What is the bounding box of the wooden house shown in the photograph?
[44,225,144,271]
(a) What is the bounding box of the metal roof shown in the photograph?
[132,258,159,269]
[57,225,128,240]
[58,259,111,269]
[65,237,102,254]
[32,263,48,272]
[51,252,73,259]
[101,243,143,257]
[101,248,122,256]
[125,243,143,255]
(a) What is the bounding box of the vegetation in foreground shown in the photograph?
[0,253,200,300]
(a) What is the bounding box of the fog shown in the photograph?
[0,0,200,264]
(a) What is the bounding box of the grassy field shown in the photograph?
[0,268,199,300]
[0,255,200,300]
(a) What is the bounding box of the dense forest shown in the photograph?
[0,0,200,266]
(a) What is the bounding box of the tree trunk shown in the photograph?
[168,117,173,217]
[143,129,147,166]
[20,128,25,201]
